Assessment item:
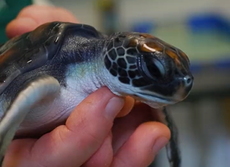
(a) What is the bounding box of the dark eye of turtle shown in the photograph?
[141,55,165,80]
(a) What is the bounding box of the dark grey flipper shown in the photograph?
[0,76,60,165]
[163,107,181,167]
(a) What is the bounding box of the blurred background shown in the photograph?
[1,0,230,167]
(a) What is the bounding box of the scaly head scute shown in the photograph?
[103,32,193,107]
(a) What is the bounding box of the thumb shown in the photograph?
[6,5,77,38]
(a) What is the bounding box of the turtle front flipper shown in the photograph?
[163,107,181,167]
[0,76,60,164]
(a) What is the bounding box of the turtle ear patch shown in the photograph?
[104,36,143,86]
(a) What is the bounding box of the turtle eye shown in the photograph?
[141,55,165,80]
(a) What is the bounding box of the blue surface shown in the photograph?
[188,13,230,37]
[190,57,230,73]
[132,21,155,33]
[214,58,230,70]
[190,63,203,73]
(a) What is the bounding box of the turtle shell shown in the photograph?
[0,22,103,94]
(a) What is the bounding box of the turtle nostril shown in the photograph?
[183,75,193,87]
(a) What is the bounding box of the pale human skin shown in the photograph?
[4,5,170,167]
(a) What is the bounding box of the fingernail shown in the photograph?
[105,97,125,119]
[152,137,169,154]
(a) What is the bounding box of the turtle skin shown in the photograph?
[0,22,193,167]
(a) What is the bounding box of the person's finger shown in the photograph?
[6,5,77,38]
[112,122,170,167]
[116,96,135,118]
[3,87,124,167]
[3,139,38,167]
[82,133,113,167]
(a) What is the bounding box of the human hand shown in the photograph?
[6,5,77,38]
[4,5,170,167]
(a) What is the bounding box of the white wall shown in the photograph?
[50,0,230,30]
[50,0,99,28]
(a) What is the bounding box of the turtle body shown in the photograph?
[0,22,193,167]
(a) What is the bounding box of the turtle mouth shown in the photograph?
[134,91,178,105]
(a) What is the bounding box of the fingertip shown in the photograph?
[112,122,170,167]
[17,5,78,23]
[116,96,135,118]
[141,122,171,140]
[6,18,38,38]
[141,122,170,154]
[133,121,170,155]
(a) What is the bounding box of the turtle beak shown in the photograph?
[174,74,193,100]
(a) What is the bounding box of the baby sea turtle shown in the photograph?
[0,22,193,167]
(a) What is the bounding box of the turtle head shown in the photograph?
[103,32,193,108]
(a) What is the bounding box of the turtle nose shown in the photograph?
[184,75,193,86]
[183,75,193,91]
